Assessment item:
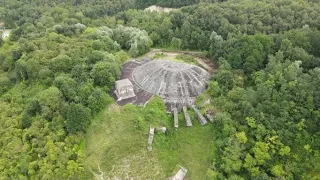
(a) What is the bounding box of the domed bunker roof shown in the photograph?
[132,60,210,110]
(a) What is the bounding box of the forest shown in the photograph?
[0,0,319,179]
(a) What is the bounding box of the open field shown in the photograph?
[85,97,216,179]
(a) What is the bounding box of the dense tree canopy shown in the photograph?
[0,0,319,179]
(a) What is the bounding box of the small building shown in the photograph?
[114,78,136,101]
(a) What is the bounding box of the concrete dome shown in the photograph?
[132,60,209,110]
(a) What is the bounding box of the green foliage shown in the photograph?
[208,81,221,97]
[38,68,54,86]
[86,100,216,179]
[0,74,12,95]
[136,0,201,8]
[90,61,120,87]
[279,146,290,156]
[50,55,74,73]
[113,25,153,57]
[175,54,197,64]
[207,50,320,178]
[170,37,183,50]
[142,96,168,126]
[87,89,112,114]
[213,70,234,91]
[129,42,139,57]
[153,52,167,59]
[53,75,78,102]
[220,138,244,174]
[38,86,63,120]
[246,117,256,128]
[0,0,320,179]
[235,131,247,144]
[66,103,91,133]
[270,165,284,177]
[21,112,32,129]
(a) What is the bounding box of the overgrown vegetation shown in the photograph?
[0,0,319,179]
[153,52,167,59]
[175,54,197,64]
[86,97,215,179]
[0,13,152,179]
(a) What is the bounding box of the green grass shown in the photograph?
[175,54,198,65]
[153,52,167,59]
[85,97,215,179]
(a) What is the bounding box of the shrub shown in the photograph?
[66,103,91,133]
[87,89,112,114]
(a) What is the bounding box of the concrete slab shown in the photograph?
[192,105,207,125]
[183,106,192,127]
[173,108,178,128]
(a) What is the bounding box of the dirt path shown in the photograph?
[144,48,215,73]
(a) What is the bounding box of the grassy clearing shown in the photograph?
[152,52,168,59]
[85,97,215,179]
[174,54,198,65]
[154,113,215,179]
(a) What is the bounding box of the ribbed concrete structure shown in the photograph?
[132,60,209,110]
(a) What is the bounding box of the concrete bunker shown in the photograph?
[132,60,210,111]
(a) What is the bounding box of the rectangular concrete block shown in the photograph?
[192,105,207,125]
[170,167,188,180]
[183,106,192,127]
[173,108,179,128]
[147,127,155,151]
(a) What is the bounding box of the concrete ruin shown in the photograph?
[157,127,167,134]
[114,78,136,101]
[170,167,188,180]
[173,108,178,128]
[192,105,207,125]
[206,113,214,123]
[147,127,155,151]
[132,60,209,111]
[183,106,192,127]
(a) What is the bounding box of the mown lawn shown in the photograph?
[85,97,215,179]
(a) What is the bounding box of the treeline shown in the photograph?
[114,0,320,50]
[135,0,226,8]
[0,0,210,29]
[0,0,136,28]
[4,0,320,52]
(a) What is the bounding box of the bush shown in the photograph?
[0,75,12,95]
[90,61,120,87]
[50,54,74,72]
[38,87,63,120]
[87,89,112,114]
[21,113,32,129]
[66,103,91,133]
[38,68,54,86]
